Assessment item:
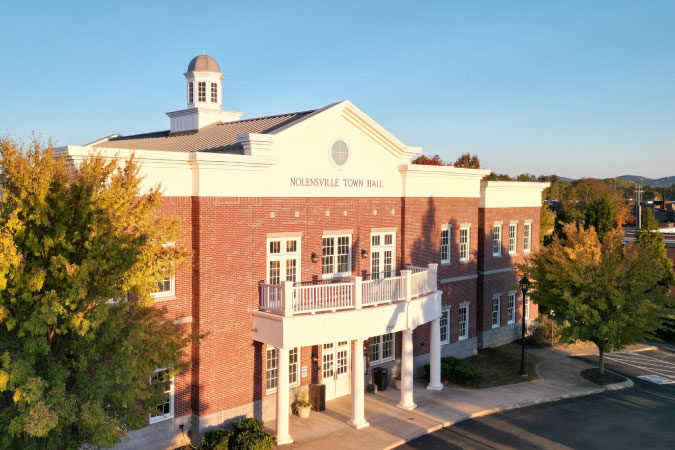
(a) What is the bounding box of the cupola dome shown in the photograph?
[187,55,220,72]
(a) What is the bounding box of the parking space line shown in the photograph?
[604,352,675,381]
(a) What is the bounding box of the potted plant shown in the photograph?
[295,390,311,418]
[393,369,402,390]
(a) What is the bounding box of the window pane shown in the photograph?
[289,348,298,384]
[382,333,393,359]
[211,82,217,102]
[322,237,334,275]
[371,252,380,279]
[269,260,280,285]
[370,335,380,361]
[384,234,393,245]
[285,259,296,283]
[198,82,206,102]
[440,229,449,262]
[460,229,469,261]
[440,310,449,343]
[492,297,500,326]
[493,225,501,255]
[384,251,392,278]
[266,348,278,390]
[508,294,515,322]
[371,235,380,246]
[337,236,350,273]
[286,240,297,253]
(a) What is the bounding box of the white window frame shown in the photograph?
[369,333,394,366]
[523,221,532,254]
[265,346,300,394]
[440,224,451,265]
[149,368,174,424]
[491,295,501,328]
[370,231,396,279]
[492,223,502,257]
[507,291,516,324]
[266,236,301,285]
[525,295,531,321]
[440,307,450,345]
[459,225,470,263]
[509,223,517,255]
[458,305,468,340]
[322,234,351,279]
[152,242,176,299]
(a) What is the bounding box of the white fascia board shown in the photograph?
[400,164,491,198]
[480,181,550,208]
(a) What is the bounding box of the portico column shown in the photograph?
[348,339,369,429]
[427,318,443,390]
[276,347,293,445]
[397,328,417,410]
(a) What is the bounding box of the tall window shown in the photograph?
[267,237,300,284]
[509,224,517,255]
[458,306,468,340]
[523,223,531,253]
[369,333,394,365]
[266,347,299,392]
[459,227,470,262]
[440,308,450,345]
[211,82,218,102]
[492,224,502,256]
[440,225,450,264]
[188,82,194,103]
[198,81,206,102]
[149,368,174,423]
[371,232,396,278]
[322,234,351,277]
[507,292,516,324]
[492,295,500,328]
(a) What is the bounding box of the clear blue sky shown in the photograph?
[2,0,674,179]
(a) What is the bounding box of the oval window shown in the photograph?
[331,140,349,166]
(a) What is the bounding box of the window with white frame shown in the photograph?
[493,224,502,256]
[322,234,351,277]
[149,368,174,423]
[153,277,174,298]
[267,237,301,284]
[210,82,217,103]
[523,222,532,253]
[525,295,531,320]
[459,227,470,262]
[509,223,517,255]
[371,231,396,279]
[369,333,394,365]
[198,81,206,102]
[266,347,300,392]
[491,295,500,328]
[440,225,451,264]
[458,306,468,340]
[440,308,450,345]
[188,82,194,103]
[507,291,516,324]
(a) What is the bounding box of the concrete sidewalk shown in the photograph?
[269,344,637,450]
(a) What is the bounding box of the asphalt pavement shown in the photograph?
[395,348,675,450]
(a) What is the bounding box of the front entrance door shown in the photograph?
[322,341,351,400]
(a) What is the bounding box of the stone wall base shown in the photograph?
[478,322,523,349]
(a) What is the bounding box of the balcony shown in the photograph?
[253,264,442,348]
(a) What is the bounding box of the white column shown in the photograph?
[397,329,417,410]
[349,339,369,429]
[427,318,443,390]
[276,347,293,445]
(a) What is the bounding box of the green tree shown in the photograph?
[520,224,674,374]
[540,205,555,246]
[0,139,192,449]
[583,193,618,241]
[641,208,658,231]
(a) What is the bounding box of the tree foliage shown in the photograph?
[520,224,674,373]
[411,154,449,166]
[0,139,192,449]
[452,153,480,169]
[583,193,618,241]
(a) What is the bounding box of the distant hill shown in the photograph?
[618,175,675,187]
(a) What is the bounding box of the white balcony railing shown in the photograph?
[259,264,438,317]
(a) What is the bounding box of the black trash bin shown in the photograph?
[373,367,388,391]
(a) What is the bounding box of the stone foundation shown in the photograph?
[477,322,523,349]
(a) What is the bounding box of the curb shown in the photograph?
[381,377,633,450]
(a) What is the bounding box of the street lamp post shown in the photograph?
[519,276,531,376]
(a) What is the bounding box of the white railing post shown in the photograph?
[427,263,438,292]
[401,270,412,303]
[282,281,294,317]
[352,276,362,310]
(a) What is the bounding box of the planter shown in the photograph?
[297,405,311,418]
[393,378,402,390]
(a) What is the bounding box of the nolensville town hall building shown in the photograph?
[58,55,548,450]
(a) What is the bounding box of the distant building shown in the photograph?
[58,55,548,450]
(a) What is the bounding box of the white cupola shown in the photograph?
[166,55,243,133]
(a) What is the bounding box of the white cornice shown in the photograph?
[400,164,491,178]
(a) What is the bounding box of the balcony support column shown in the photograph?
[397,328,417,410]
[427,317,444,391]
[349,338,369,429]
[275,347,293,445]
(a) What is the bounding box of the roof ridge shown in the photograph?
[225,109,316,125]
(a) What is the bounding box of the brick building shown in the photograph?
[58,55,548,450]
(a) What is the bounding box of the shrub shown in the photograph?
[425,356,484,387]
[201,418,275,450]
[527,315,562,347]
